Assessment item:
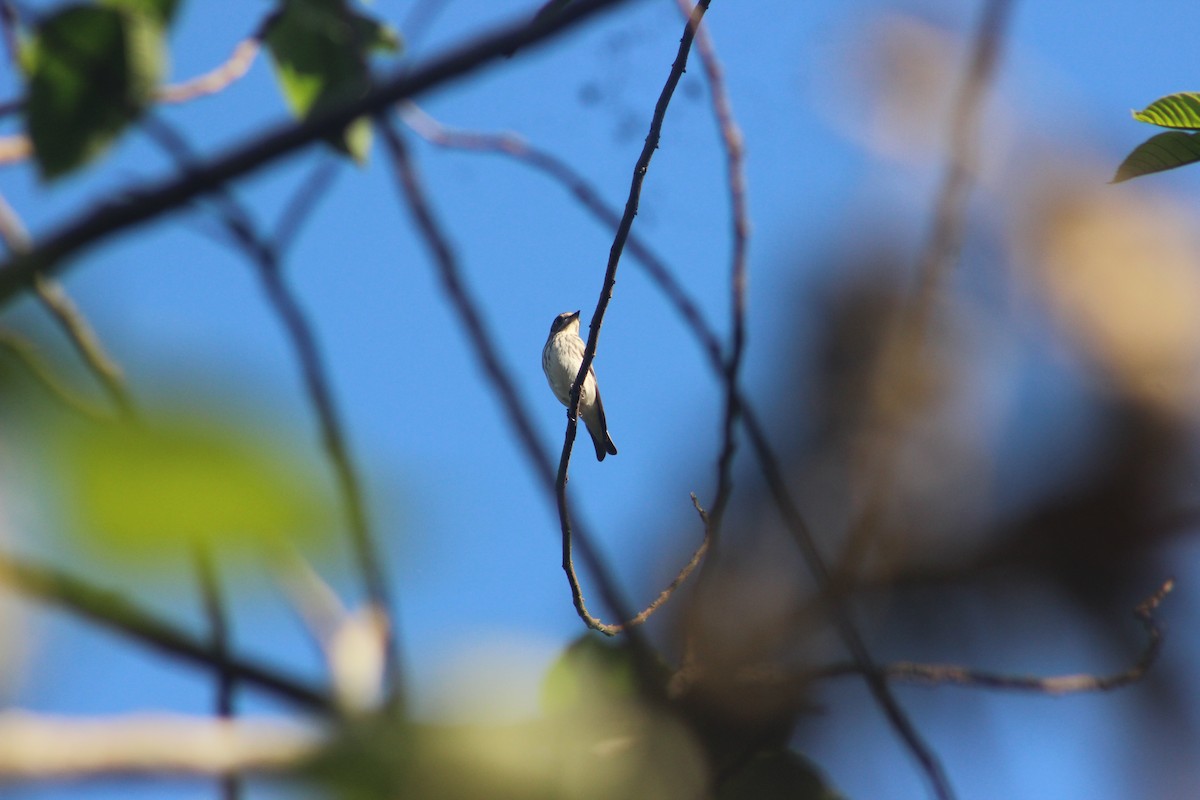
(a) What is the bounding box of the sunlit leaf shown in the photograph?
[1113,131,1200,182]
[540,634,639,714]
[302,705,707,800]
[52,411,336,564]
[264,0,402,163]
[23,4,167,179]
[102,0,182,26]
[717,750,844,800]
[1131,92,1200,130]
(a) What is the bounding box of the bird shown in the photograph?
[542,310,618,461]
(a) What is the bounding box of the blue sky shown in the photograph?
[2,1,1200,798]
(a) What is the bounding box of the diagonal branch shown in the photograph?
[401,97,953,797]
[554,0,712,635]
[374,116,666,699]
[0,551,332,712]
[139,118,404,705]
[0,0,642,301]
[0,194,135,418]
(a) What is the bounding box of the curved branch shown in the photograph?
[554,0,712,635]
[157,37,263,105]
[0,0,640,299]
[811,579,1174,693]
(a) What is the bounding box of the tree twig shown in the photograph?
[0,0,641,299]
[554,0,711,635]
[808,579,1174,693]
[157,37,264,105]
[0,552,332,712]
[374,117,669,700]
[139,116,405,707]
[0,193,135,418]
[194,545,241,800]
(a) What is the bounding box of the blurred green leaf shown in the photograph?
[24,4,167,179]
[52,411,336,564]
[102,0,182,26]
[717,750,844,800]
[1113,131,1200,182]
[264,0,402,163]
[540,634,639,714]
[1131,92,1200,130]
[302,705,707,800]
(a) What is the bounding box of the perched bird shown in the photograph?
[542,310,618,461]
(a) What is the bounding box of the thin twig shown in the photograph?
[0,193,135,418]
[157,37,263,104]
[0,712,320,779]
[554,0,711,636]
[401,95,951,798]
[808,579,1174,693]
[140,116,404,706]
[0,552,332,712]
[0,328,111,419]
[374,117,668,700]
[271,159,341,258]
[671,0,747,556]
[0,0,641,299]
[194,545,241,800]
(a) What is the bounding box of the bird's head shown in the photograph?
[549,310,581,336]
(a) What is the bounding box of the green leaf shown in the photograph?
[717,750,844,800]
[540,634,639,714]
[264,0,402,163]
[1113,131,1200,182]
[24,4,166,179]
[51,411,337,565]
[102,0,182,27]
[1132,92,1200,130]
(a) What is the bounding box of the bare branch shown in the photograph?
[139,116,404,707]
[670,0,747,555]
[0,551,333,712]
[839,0,1017,582]
[374,117,669,701]
[157,37,263,105]
[0,712,320,779]
[552,0,711,636]
[811,579,1174,693]
[194,545,241,800]
[0,193,135,418]
[403,91,953,796]
[0,0,641,299]
[0,328,112,419]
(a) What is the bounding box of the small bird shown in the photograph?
[542,310,618,461]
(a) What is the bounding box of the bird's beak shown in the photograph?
[570,310,581,320]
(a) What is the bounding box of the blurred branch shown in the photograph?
[194,545,241,800]
[0,0,640,298]
[157,37,263,105]
[140,117,404,706]
[671,0,746,557]
[271,159,341,258]
[374,117,668,700]
[0,328,112,419]
[839,0,1016,579]
[811,579,1174,693]
[0,193,135,418]
[0,712,320,779]
[402,84,952,798]
[0,552,333,712]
